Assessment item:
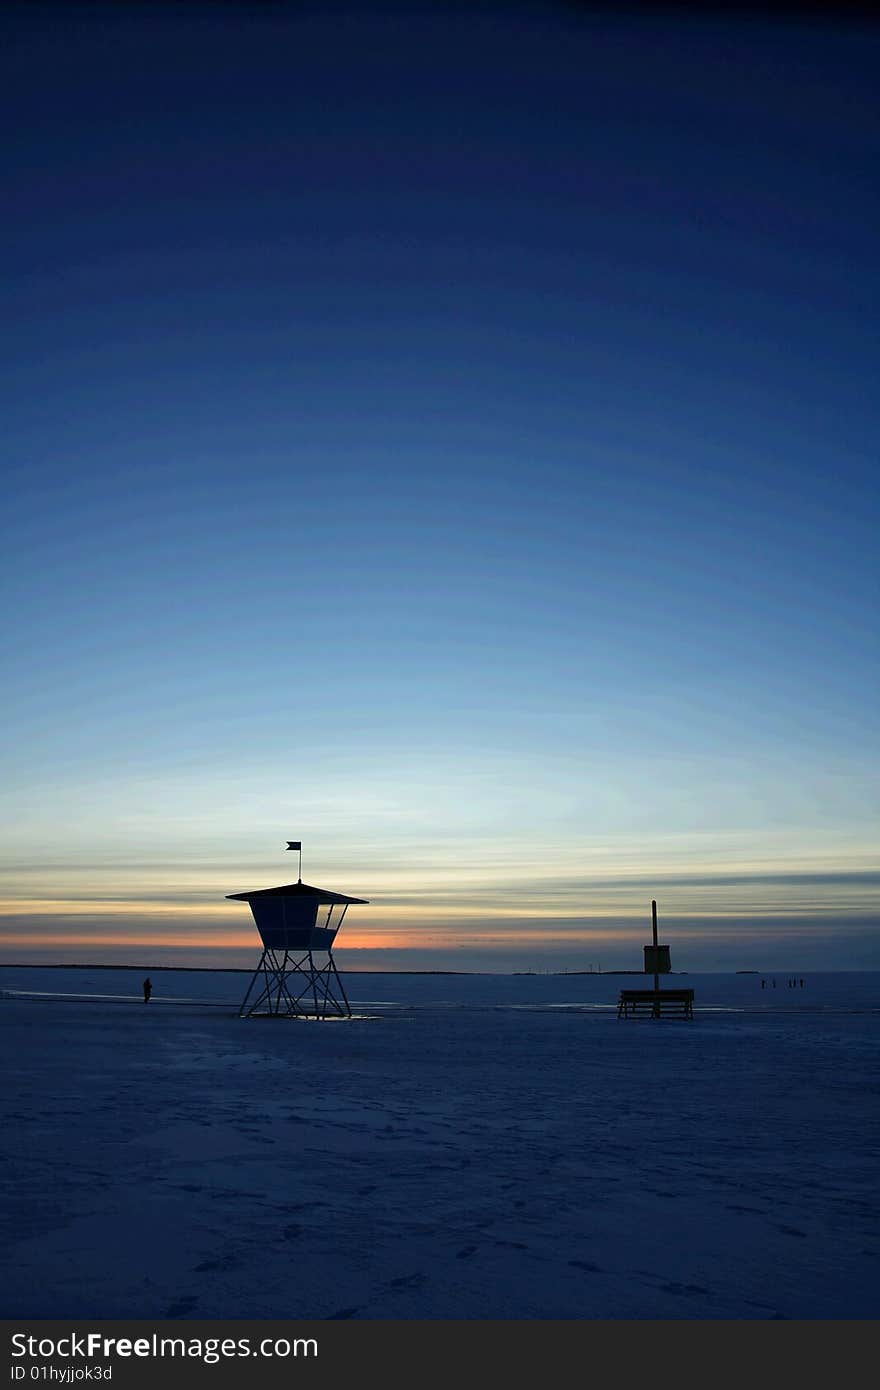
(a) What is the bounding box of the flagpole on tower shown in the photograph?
[286,840,303,883]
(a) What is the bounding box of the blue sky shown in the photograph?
[1,5,877,969]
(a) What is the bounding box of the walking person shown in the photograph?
[143,977,152,1004]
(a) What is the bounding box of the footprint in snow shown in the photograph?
[389,1273,427,1290]
[164,1296,199,1317]
[194,1253,240,1273]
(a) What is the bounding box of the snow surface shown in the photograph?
[1,966,878,1320]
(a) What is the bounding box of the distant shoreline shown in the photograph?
[0,962,672,977]
[0,962,467,975]
[0,961,784,984]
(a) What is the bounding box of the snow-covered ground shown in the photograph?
[1,966,878,1319]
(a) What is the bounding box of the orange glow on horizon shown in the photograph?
[0,898,242,918]
[0,926,638,951]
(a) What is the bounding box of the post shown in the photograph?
[652,899,660,1018]
[285,840,303,882]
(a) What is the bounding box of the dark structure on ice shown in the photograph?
[618,900,694,1020]
[229,845,367,1020]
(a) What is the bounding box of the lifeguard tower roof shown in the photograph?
[226,881,368,905]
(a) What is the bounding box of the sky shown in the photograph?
[1,3,878,971]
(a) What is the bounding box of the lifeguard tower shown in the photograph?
[229,842,367,1019]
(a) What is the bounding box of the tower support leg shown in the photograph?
[238,948,352,1018]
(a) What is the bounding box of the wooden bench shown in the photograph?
[618,988,694,1019]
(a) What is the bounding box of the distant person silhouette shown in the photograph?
[143,977,152,1003]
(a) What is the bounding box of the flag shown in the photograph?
[286,841,302,851]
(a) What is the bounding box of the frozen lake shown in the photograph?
[2,966,878,1319]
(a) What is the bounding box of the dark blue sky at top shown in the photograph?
[1,5,877,932]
